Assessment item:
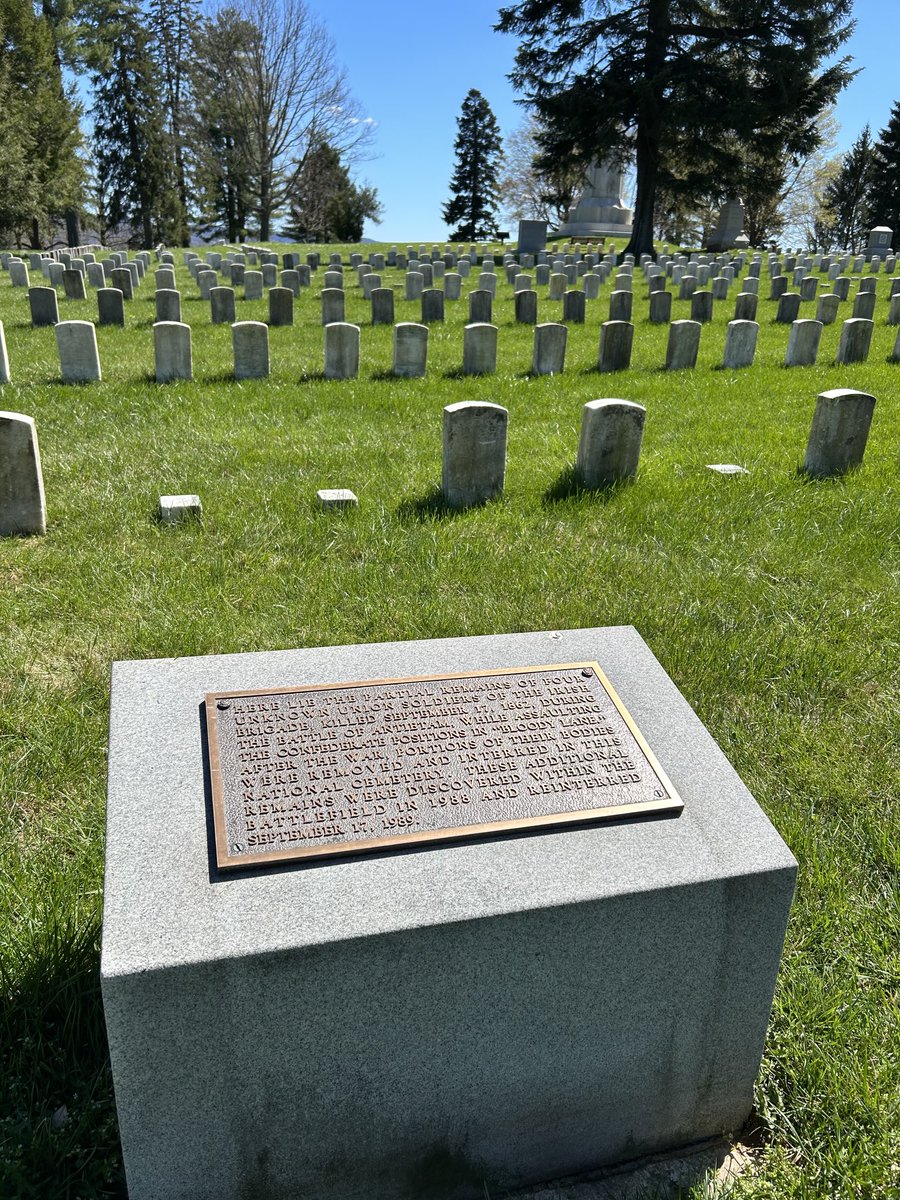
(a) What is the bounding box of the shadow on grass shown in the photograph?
[0,908,126,1196]
[296,371,329,384]
[542,465,632,506]
[396,486,465,521]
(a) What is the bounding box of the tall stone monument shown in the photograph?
[708,197,747,252]
[555,158,633,239]
[866,226,893,260]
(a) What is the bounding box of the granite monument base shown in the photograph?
[102,626,796,1200]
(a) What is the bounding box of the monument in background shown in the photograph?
[707,197,749,252]
[555,158,634,240]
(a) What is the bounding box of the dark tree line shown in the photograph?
[0,0,380,248]
[819,109,900,252]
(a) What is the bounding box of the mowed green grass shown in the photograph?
[1,241,898,1199]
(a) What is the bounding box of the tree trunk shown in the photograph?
[65,208,81,248]
[30,219,41,250]
[624,0,668,260]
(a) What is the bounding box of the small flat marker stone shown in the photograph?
[159,494,202,523]
[706,464,749,475]
[317,488,358,509]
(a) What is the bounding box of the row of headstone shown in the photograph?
[0,386,881,536]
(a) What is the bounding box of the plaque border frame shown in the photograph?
[205,661,683,870]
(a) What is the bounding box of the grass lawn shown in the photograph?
[0,240,898,1199]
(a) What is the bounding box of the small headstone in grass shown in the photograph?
[535,263,550,287]
[890,278,900,298]
[816,294,840,325]
[155,268,176,290]
[799,277,818,303]
[836,317,874,365]
[0,411,45,535]
[197,270,216,300]
[210,287,236,325]
[98,288,125,327]
[56,320,101,382]
[442,401,507,508]
[362,274,380,300]
[444,273,461,301]
[678,276,697,301]
[29,286,59,327]
[317,488,358,509]
[734,293,757,322]
[392,322,428,377]
[155,289,182,323]
[549,272,567,300]
[468,289,492,324]
[307,252,319,271]
[832,276,851,301]
[127,263,140,288]
[324,322,360,380]
[722,320,759,369]
[48,262,64,288]
[598,321,634,372]
[513,273,532,292]
[421,289,444,323]
[803,389,876,477]
[852,291,876,320]
[232,321,269,380]
[666,320,701,370]
[268,287,293,327]
[741,276,759,296]
[649,290,672,324]
[62,269,87,301]
[891,325,900,362]
[576,399,646,489]
[87,263,106,289]
[9,261,29,287]
[262,264,277,288]
[243,271,263,301]
[711,277,729,301]
[785,319,823,367]
[690,290,713,323]
[0,322,9,383]
[297,264,310,288]
[583,273,600,300]
[563,290,586,324]
[706,463,749,475]
[888,294,900,325]
[532,322,567,376]
[419,263,434,288]
[158,494,202,524]
[478,271,497,296]
[321,288,345,325]
[154,321,192,383]
[462,322,498,376]
[609,290,633,322]
[858,277,876,295]
[230,263,245,287]
[432,262,445,281]
[70,259,86,277]
[405,271,424,301]
[457,259,470,279]
[515,289,538,325]
[769,275,787,300]
[371,288,394,326]
[775,293,801,323]
[279,270,299,297]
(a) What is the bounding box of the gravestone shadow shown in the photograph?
[543,465,630,505]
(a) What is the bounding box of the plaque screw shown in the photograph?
[231,842,244,853]
[217,700,231,710]
[581,668,593,678]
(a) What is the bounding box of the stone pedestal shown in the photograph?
[555,158,633,239]
[707,198,746,252]
[102,628,796,1200]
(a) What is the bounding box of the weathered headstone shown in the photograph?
[155,268,176,290]
[722,320,758,369]
[836,318,874,364]
[598,321,634,373]
[816,294,840,326]
[321,288,345,325]
[803,389,876,477]
[690,291,713,324]
[392,323,428,378]
[0,411,45,535]
[268,287,293,327]
[405,272,424,301]
[442,401,507,507]
[155,289,182,323]
[852,291,876,320]
[515,290,538,325]
[62,269,87,301]
[55,320,101,382]
[666,320,701,370]
[775,293,801,323]
[243,271,263,301]
[576,399,646,488]
[154,321,192,382]
[532,323,567,376]
[211,287,237,325]
[110,267,134,300]
[98,288,125,327]
[158,495,202,524]
[371,288,394,326]
[29,286,59,327]
[462,323,498,375]
[649,290,672,324]
[324,323,360,380]
[784,319,823,367]
[232,321,269,380]
[468,290,493,325]
[608,290,633,322]
[563,291,586,324]
[421,289,445,323]
[9,261,29,288]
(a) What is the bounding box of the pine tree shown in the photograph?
[442,90,503,241]
[91,2,177,247]
[148,0,199,246]
[496,1,855,257]
[869,103,900,251]
[822,125,876,253]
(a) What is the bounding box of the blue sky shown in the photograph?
[322,0,900,242]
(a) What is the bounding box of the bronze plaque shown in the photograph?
[205,663,682,869]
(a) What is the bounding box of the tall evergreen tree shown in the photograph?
[869,103,900,251]
[496,1,855,257]
[91,2,178,247]
[148,0,199,245]
[822,125,876,253]
[442,89,503,241]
